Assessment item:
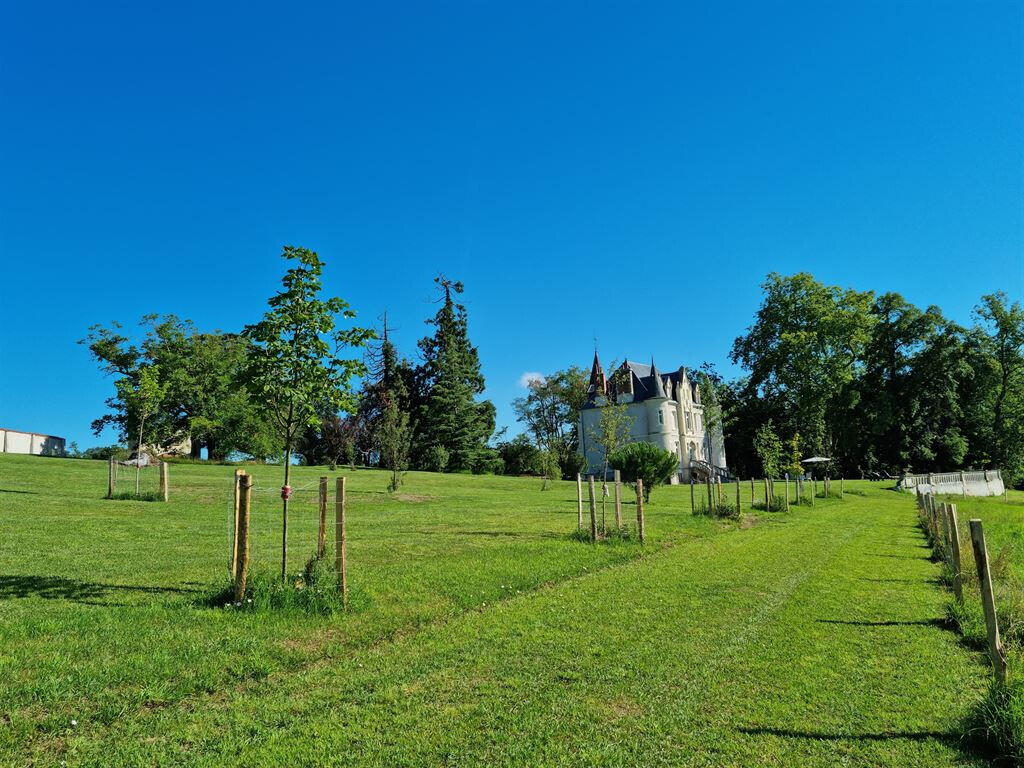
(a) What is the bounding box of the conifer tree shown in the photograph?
[413,276,495,471]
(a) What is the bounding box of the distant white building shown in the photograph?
[578,354,727,482]
[1,428,66,457]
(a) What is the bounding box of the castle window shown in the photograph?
[657,410,664,425]
[685,412,692,431]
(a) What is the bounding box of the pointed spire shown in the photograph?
[650,357,666,398]
[588,350,606,396]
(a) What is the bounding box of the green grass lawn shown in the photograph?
[0,455,995,765]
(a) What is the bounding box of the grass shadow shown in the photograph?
[737,725,960,744]
[0,575,201,605]
[817,617,949,628]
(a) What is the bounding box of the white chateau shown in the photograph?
[578,353,728,482]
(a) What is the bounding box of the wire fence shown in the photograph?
[229,475,336,582]
[107,459,166,500]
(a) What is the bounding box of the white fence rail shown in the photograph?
[898,469,1005,497]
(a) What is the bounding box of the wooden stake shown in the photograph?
[107,456,115,499]
[233,473,251,602]
[588,475,598,541]
[690,477,696,513]
[614,469,622,528]
[939,502,952,558]
[159,461,169,502]
[735,477,741,517]
[947,504,964,605]
[576,474,583,531]
[750,477,754,502]
[336,476,347,603]
[764,478,770,511]
[635,478,645,543]
[839,477,844,500]
[317,476,328,559]
[969,518,1008,683]
[231,469,242,579]
[706,477,713,511]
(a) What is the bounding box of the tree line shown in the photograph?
[83,259,1024,491]
[82,249,496,492]
[719,272,1024,485]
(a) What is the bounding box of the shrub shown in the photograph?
[472,448,504,475]
[609,442,678,501]
[423,445,450,473]
[496,436,539,476]
[558,450,587,481]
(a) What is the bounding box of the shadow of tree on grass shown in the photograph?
[0,575,201,605]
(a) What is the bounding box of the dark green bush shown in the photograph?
[609,442,678,501]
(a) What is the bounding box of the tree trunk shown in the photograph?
[135,415,146,495]
[282,441,291,582]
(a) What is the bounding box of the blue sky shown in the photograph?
[2,2,1022,449]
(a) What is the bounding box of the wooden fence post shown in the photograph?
[969,518,1008,683]
[336,476,347,603]
[706,477,713,511]
[947,504,964,605]
[939,502,952,558]
[960,470,967,498]
[231,469,242,579]
[614,470,622,528]
[690,477,696,513]
[735,477,741,517]
[839,477,844,501]
[107,456,115,499]
[317,476,328,559]
[576,474,583,532]
[233,472,251,601]
[764,478,770,511]
[635,478,645,543]
[750,477,754,502]
[159,461,169,502]
[588,475,598,541]
[811,478,816,505]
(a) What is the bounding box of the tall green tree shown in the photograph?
[969,292,1024,483]
[413,276,495,472]
[81,316,279,460]
[511,366,588,479]
[243,246,374,580]
[854,294,944,471]
[731,272,874,458]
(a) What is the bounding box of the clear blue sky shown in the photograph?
[2,2,1022,449]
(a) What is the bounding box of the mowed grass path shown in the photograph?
[0,456,991,765]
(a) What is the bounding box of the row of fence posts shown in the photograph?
[230,471,348,605]
[686,474,845,515]
[917,488,1008,682]
[576,471,645,542]
[106,456,169,501]
[571,471,852,542]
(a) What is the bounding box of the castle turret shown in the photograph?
[588,351,606,398]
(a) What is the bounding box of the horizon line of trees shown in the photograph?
[81,263,1024,490]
